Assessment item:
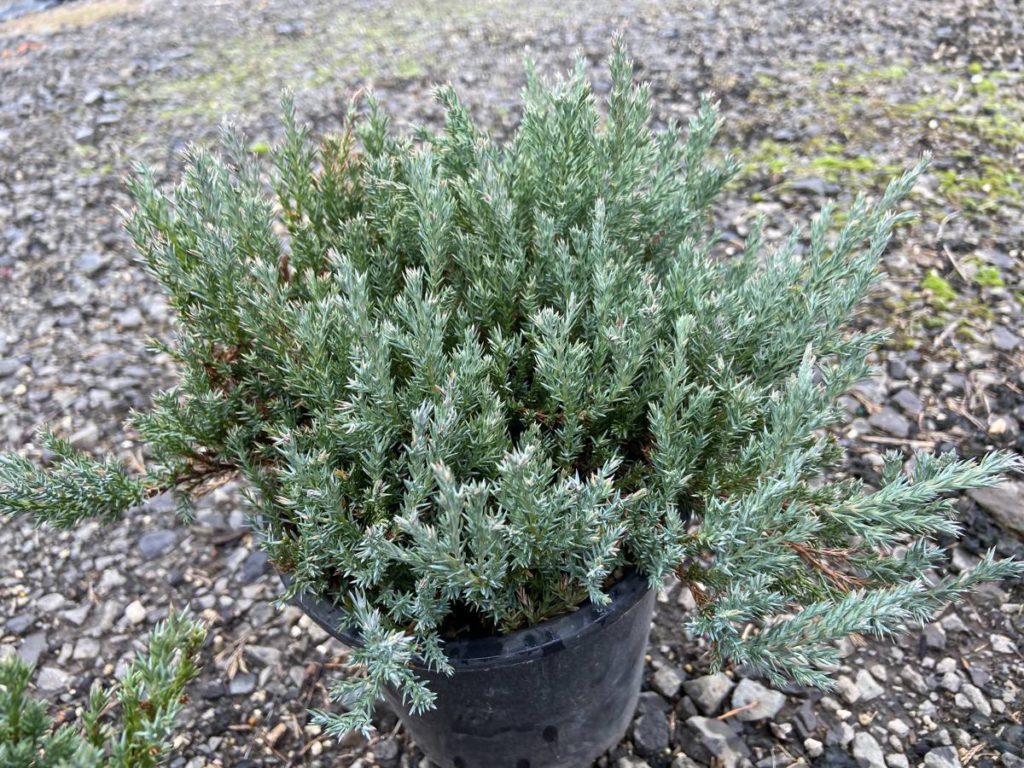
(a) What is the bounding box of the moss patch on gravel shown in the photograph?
[132,0,552,121]
[740,57,1024,216]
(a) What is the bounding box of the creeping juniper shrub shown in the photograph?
[0,609,205,767]
[1,43,1020,734]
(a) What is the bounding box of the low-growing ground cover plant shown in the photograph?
[1,42,1020,735]
[0,608,205,767]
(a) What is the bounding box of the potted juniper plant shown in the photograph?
[1,43,1020,767]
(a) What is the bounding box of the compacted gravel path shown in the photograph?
[1,0,1023,766]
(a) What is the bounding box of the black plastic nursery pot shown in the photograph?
[290,570,656,768]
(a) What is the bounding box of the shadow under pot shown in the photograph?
[287,569,655,768]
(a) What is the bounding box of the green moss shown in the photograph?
[974,265,1005,288]
[888,334,919,351]
[968,62,984,75]
[937,160,1024,212]
[742,138,799,178]
[956,325,982,342]
[393,57,425,79]
[966,299,996,322]
[809,154,878,176]
[831,61,910,90]
[972,77,998,97]
[874,64,909,80]
[921,270,956,308]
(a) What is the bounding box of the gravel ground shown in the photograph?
[1,0,1023,766]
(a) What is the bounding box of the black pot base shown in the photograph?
[289,570,655,768]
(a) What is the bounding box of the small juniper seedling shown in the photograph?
[1,42,1020,735]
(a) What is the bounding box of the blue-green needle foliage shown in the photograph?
[0,608,205,767]
[1,43,1020,734]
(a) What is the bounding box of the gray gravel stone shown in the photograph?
[789,177,834,196]
[991,634,1018,654]
[805,738,824,758]
[682,672,734,715]
[18,632,47,665]
[6,613,35,635]
[61,603,91,626]
[730,678,786,721]
[992,325,1021,351]
[901,666,928,694]
[852,732,885,768]
[650,666,682,699]
[924,747,963,768]
[229,673,257,695]
[68,422,100,450]
[684,716,751,768]
[969,482,1024,536]
[74,250,111,277]
[632,707,669,757]
[37,665,71,691]
[869,407,911,438]
[138,529,178,559]
[246,645,283,668]
[938,671,961,692]
[114,307,144,329]
[856,669,884,701]
[892,388,924,415]
[372,736,401,768]
[887,357,909,379]
[124,600,147,625]
[98,568,127,591]
[886,719,910,738]
[827,722,856,747]
[959,683,992,716]
[0,358,21,378]
[239,549,270,584]
[37,592,66,612]
[73,637,100,660]
[923,622,947,650]
[835,674,861,704]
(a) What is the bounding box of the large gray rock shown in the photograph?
[6,613,34,635]
[855,669,884,702]
[969,482,1024,536]
[0,358,21,378]
[650,665,683,699]
[682,672,735,715]
[852,732,885,768]
[869,407,911,438]
[37,666,70,691]
[992,325,1021,351]
[138,529,178,560]
[683,717,751,768]
[924,747,963,768]
[632,707,669,757]
[18,632,47,666]
[892,388,924,416]
[730,678,786,721]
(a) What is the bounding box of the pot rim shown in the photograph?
[283,567,652,670]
